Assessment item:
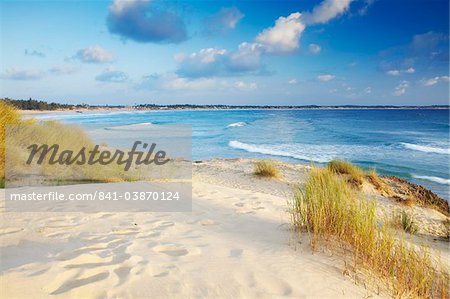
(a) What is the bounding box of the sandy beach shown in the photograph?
[1,159,448,298]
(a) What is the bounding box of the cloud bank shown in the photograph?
[174,0,354,78]
[107,0,187,43]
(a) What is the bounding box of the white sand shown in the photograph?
[1,159,448,298]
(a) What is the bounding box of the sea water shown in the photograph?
[36,109,450,199]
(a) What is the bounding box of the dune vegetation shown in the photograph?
[0,101,35,187]
[365,168,395,197]
[327,159,365,188]
[254,160,280,178]
[290,166,449,298]
[392,210,419,234]
[1,101,137,187]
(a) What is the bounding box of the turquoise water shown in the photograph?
[37,109,450,199]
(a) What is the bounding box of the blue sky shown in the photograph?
[0,0,448,105]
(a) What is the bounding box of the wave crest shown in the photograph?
[401,143,450,155]
[412,175,450,185]
[228,140,331,163]
[227,122,246,128]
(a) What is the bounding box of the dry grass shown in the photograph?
[0,101,34,185]
[366,169,395,197]
[290,167,449,298]
[327,160,364,188]
[398,211,419,234]
[1,101,137,187]
[403,196,416,207]
[254,160,280,178]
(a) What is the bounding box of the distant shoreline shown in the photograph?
[18,105,450,115]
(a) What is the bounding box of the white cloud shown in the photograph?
[288,79,298,84]
[95,67,128,82]
[302,0,353,24]
[234,81,257,91]
[317,74,335,81]
[194,48,227,64]
[49,65,78,75]
[308,43,321,54]
[73,46,113,63]
[364,87,372,94]
[386,70,400,76]
[24,49,45,58]
[1,68,44,80]
[394,80,409,96]
[139,73,259,92]
[177,44,264,77]
[256,12,305,53]
[228,42,265,72]
[175,0,356,78]
[386,68,415,76]
[422,76,450,86]
[176,48,229,77]
[162,75,220,90]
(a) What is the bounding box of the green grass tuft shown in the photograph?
[392,210,419,234]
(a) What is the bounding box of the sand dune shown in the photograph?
[2,159,448,298]
[0,181,382,297]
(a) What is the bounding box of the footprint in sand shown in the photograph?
[114,266,131,286]
[153,245,189,257]
[50,271,109,295]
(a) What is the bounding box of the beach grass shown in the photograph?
[0,101,34,183]
[1,101,139,186]
[391,210,419,234]
[327,159,365,188]
[365,168,395,197]
[290,167,449,298]
[254,160,280,178]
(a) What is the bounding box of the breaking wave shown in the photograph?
[227,122,246,128]
[401,143,450,155]
[228,140,331,163]
[412,175,450,185]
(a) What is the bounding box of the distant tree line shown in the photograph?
[1,98,81,110]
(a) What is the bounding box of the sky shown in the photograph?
[0,0,449,106]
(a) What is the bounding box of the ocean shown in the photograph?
[36,109,450,199]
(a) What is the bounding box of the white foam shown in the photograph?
[227,122,246,128]
[412,175,450,185]
[401,143,450,155]
[104,123,155,130]
[228,140,331,163]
